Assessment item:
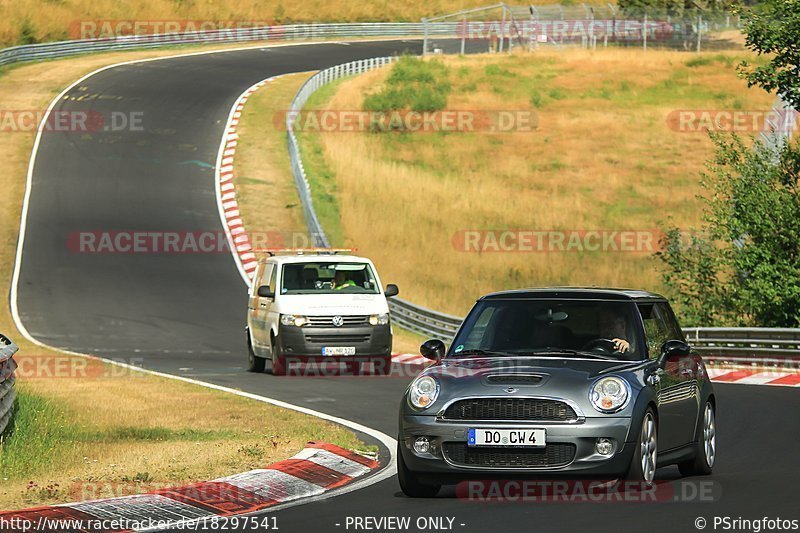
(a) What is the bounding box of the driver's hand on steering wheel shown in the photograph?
[612,338,630,353]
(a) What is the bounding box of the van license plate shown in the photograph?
[468,428,546,447]
[322,346,356,356]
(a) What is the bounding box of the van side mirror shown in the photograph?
[384,284,399,298]
[658,339,690,366]
[257,286,274,299]
[420,339,446,361]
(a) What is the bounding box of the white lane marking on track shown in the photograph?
[9,38,408,532]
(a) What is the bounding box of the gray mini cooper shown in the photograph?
[398,288,716,497]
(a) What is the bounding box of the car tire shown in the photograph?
[626,408,658,486]
[246,333,266,373]
[678,401,715,476]
[271,340,287,376]
[373,355,392,376]
[397,441,440,498]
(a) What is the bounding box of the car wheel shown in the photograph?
[246,333,266,373]
[679,401,715,476]
[397,441,440,498]
[373,355,392,376]
[626,408,657,485]
[271,340,287,376]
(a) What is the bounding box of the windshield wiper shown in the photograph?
[451,349,515,357]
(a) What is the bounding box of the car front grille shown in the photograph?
[443,442,576,468]
[441,398,579,422]
[304,334,370,344]
[306,315,369,327]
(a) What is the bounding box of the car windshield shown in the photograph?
[280,262,380,295]
[449,299,643,360]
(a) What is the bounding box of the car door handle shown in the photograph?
[259,302,268,308]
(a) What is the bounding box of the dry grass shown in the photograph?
[0,0,611,46]
[1,357,361,509]
[0,43,367,511]
[303,49,773,316]
[233,74,429,353]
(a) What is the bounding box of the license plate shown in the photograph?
[322,346,356,356]
[468,428,546,447]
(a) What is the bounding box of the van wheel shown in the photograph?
[247,334,266,373]
[271,340,286,376]
[397,440,440,497]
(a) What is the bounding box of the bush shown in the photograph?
[363,56,450,113]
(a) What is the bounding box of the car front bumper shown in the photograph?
[399,413,636,479]
[277,323,392,358]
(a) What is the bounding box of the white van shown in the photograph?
[246,250,399,376]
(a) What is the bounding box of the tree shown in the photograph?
[657,135,800,327]
[738,0,800,109]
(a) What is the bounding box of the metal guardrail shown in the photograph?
[0,23,464,67]
[0,334,19,437]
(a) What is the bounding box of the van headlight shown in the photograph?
[408,376,439,410]
[590,376,630,413]
[369,313,389,326]
[280,314,309,327]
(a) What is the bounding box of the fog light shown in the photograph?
[595,438,614,456]
[413,437,430,454]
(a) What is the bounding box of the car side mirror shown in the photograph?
[658,339,690,366]
[257,286,274,299]
[384,284,399,298]
[420,339,446,361]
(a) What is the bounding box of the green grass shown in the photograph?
[0,390,72,479]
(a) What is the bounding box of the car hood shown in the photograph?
[417,356,647,417]
[276,293,389,316]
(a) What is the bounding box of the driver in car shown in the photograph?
[332,270,357,290]
[598,310,630,353]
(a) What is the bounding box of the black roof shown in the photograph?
[479,287,666,301]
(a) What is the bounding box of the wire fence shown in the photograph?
[0,334,19,437]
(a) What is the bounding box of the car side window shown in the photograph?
[656,303,684,341]
[267,266,277,295]
[637,303,669,359]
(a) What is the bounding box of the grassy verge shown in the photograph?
[297,49,774,316]
[0,357,364,509]
[0,38,371,511]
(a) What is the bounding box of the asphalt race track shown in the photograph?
[14,39,800,532]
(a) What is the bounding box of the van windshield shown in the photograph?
[280,262,380,295]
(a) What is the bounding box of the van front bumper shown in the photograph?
[276,323,392,358]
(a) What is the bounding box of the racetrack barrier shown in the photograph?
[0,333,19,437]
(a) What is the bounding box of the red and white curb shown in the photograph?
[391,354,800,387]
[216,75,284,285]
[0,442,378,532]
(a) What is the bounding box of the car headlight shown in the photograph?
[280,314,309,327]
[369,313,389,326]
[408,376,439,410]
[589,376,630,413]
